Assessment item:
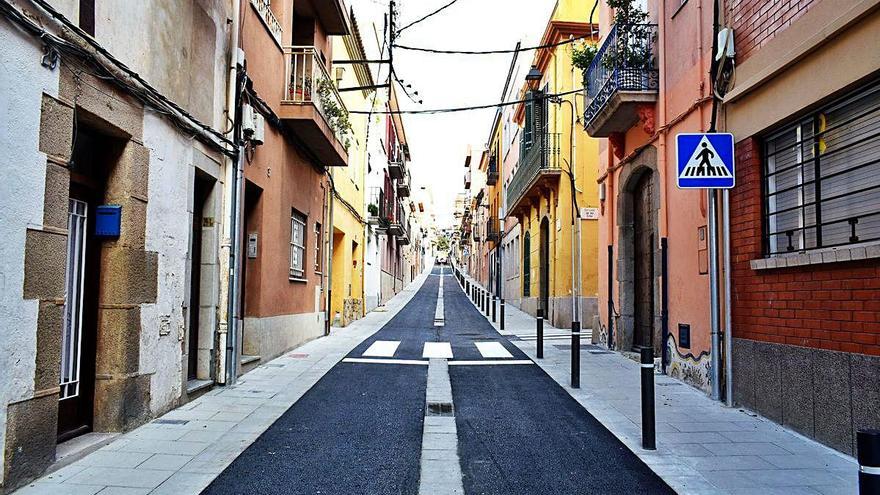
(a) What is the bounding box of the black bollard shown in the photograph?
[492,296,497,323]
[485,291,491,317]
[536,309,544,359]
[640,348,656,450]
[571,320,581,389]
[500,299,506,330]
[858,429,880,494]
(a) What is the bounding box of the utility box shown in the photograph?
[95,205,122,238]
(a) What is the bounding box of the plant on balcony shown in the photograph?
[316,77,353,149]
[606,0,653,69]
[368,203,379,217]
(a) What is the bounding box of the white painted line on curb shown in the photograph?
[423,342,453,359]
[448,360,534,366]
[342,358,429,366]
[362,340,401,358]
[474,342,514,359]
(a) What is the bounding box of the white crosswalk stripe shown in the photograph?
[423,342,453,359]
[474,341,513,359]
[362,340,400,358]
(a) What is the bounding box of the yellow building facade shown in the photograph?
[507,0,601,328]
[329,21,371,326]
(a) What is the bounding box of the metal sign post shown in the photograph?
[676,133,735,403]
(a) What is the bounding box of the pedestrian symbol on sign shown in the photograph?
[676,133,735,189]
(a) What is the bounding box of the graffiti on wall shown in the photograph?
[666,334,711,392]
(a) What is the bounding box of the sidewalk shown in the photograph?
[13,270,432,495]
[471,278,859,494]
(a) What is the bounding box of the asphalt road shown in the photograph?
[202,266,672,494]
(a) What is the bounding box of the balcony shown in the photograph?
[367,187,386,231]
[397,170,411,197]
[506,132,562,215]
[486,154,498,186]
[388,152,406,180]
[582,24,659,137]
[464,169,471,189]
[388,204,406,237]
[280,46,351,166]
[472,224,482,242]
[396,222,411,245]
[486,217,500,243]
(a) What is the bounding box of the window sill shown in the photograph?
[750,242,880,270]
[289,277,308,283]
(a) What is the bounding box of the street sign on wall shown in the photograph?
[676,133,735,189]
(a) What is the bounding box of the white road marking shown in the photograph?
[449,360,534,366]
[474,341,513,359]
[423,342,453,359]
[362,340,401,358]
[342,358,429,366]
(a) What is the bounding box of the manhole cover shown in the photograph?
[426,402,454,417]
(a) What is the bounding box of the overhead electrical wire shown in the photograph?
[392,32,595,55]
[349,87,584,115]
[396,0,463,35]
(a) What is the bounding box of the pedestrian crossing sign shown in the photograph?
[676,133,735,189]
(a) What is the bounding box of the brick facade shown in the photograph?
[729,0,821,62]
[730,138,880,357]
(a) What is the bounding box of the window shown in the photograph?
[79,0,95,36]
[523,232,531,297]
[763,82,880,255]
[290,210,306,279]
[314,222,322,273]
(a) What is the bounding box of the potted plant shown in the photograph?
[368,203,379,217]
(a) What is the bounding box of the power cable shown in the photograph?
[392,32,596,55]
[349,87,584,115]
[396,0,462,35]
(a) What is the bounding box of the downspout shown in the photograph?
[219,0,242,385]
[324,175,335,336]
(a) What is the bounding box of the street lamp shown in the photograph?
[525,65,543,82]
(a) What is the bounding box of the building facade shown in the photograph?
[723,0,880,455]
[589,0,716,392]
[0,0,234,490]
[329,15,371,327]
[506,0,601,329]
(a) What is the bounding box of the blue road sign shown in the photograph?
[676,133,735,189]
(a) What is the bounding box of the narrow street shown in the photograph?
[202,266,672,494]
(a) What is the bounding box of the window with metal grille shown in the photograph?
[763,81,880,255]
[290,209,306,279]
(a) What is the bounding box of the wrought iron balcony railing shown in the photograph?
[250,0,282,45]
[506,132,561,213]
[486,154,499,186]
[283,46,351,147]
[583,24,659,136]
[486,217,500,243]
[397,169,411,197]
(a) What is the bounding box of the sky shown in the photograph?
[349,0,558,228]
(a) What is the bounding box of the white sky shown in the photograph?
[350,0,557,228]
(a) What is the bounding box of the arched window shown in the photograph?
[523,232,531,297]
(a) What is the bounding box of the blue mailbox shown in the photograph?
[95,205,122,238]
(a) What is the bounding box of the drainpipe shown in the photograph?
[219,0,242,386]
[324,176,335,336]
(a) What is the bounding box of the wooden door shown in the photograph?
[633,173,655,351]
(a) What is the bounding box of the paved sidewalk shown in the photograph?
[463,276,858,495]
[13,270,432,495]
